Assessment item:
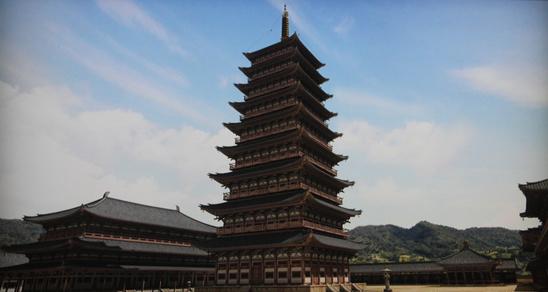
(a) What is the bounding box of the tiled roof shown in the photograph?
[200,190,304,213]
[311,233,364,251]
[209,157,300,183]
[5,237,210,257]
[243,33,323,68]
[309,196,361,216]
[199,230,308,250]
[437,246,493,265]
[199,230,362,252]
[351,262,443,274]
[24,195,216,234]
[120,265,214,272]
[80,237,208,256]
[519,179,548,218]
[200,191,360,217]
[519,179,548,192]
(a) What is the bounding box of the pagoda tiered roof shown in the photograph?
[5,236,208,257]
[200,190,361,218]
[223,103,341,141]
[208,157,354,190]
[235,65,332,101]
[216,128,347,164]
[24,195,216,234]
[519,179,548,218]
[239,48,328,84]
[240,58,328,85]
[243,33,324,69]
[199,230,363,252]
[229,82,337,120]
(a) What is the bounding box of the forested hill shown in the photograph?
[0,218,44,267]
[349,220,522,263]
[0,218,523,266]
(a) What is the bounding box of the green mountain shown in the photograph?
[0,219,44,267]
[349,220,523,263]
[0,218,524,266]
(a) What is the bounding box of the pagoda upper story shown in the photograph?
[203,7,360,240]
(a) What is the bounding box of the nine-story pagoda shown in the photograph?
[200,6,363,288]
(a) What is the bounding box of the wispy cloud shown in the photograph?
[452,65,548,108]
[104,36,189,87]
[48,24,212,125]
[333,16,355,35]
[338,120,474,174]
[334,88,422,115]
[96,0,188,58]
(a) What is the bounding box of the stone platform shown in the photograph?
[195,283,367,292]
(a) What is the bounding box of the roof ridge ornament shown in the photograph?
[281,4,289,40]
[103,191,110,199]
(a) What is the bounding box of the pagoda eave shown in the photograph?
[243,33,323,69]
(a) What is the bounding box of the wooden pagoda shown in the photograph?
[200,6,363,289]
[0,193,217,291]
[518,179,548,290]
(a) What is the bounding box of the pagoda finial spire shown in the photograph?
[281,4,289,40]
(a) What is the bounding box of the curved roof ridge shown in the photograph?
[519,178,548,191]
[25,194,217,233]
[87,196,218,232]
[437,243,493,265]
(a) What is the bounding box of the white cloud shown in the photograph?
[452,65,548,108]
[0,81,231,224]
[334,88,422,115]
[337,120,473,174]
[96,0,187,57]
[333,16,355,35]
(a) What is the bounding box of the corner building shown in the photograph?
[200,8,363,289]
[0,194,216,291]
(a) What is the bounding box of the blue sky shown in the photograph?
[0,0,547,230]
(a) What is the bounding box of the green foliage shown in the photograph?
[0,219,44,246]
[349,221,522,263]
[0,218,44,267]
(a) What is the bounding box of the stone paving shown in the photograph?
[365,285,517,292]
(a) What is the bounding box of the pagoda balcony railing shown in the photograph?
[227,182,342,204]
[236,123,299,144]
[241,98,298,120]
[304,156,337,176]
[245,79,297,100]
[230,151,336,176]
[230,150,301,170]
[218,219,347,237]
[301,220,348,237]
[304,129,333,150]
[304,184,343,204]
